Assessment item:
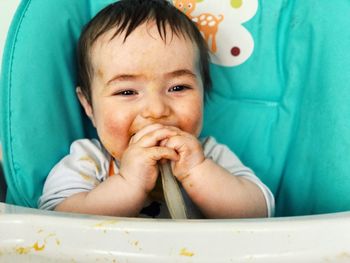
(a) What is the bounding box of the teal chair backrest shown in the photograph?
[1,0,350,216]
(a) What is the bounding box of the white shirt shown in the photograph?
[39,137,275,218]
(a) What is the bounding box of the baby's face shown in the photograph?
[80,21,204,160]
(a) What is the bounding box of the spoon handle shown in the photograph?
[159,161,187,219]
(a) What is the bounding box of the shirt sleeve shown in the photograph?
[202,137,275,217]
[38,139,110,210]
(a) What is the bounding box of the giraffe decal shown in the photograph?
[173,0,258,67]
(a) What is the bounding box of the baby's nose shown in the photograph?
[141,94,170,119]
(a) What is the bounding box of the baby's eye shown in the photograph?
[115,90,137,96]
[168,85,189,92]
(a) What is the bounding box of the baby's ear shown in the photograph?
[76,87,95,127]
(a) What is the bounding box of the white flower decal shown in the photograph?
[173,0,258,67]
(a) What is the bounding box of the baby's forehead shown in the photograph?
[89,22,200,66]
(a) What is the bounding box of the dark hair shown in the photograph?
[77,0,211,104]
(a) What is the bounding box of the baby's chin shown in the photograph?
[101,141,124,161]
[106,149,122,161]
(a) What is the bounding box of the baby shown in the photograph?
[39,0,274,218]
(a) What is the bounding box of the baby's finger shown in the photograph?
[162,126,195,141]
[146,146,179,162]
[133,128,179,148]
[130,123,163,144]
[159,138,168,147]
[164,134,202,154]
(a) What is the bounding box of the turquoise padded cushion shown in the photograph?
[0,0,107,207]
[1,0,350,216]
[201,1,350,216]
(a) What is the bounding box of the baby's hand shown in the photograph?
[162,127,205,182]
[119,124,179,194]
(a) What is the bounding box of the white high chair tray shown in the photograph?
[1,202,350,262]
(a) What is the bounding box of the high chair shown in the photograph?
[1,0,350,262]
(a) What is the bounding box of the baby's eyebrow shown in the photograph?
[107,74,143,85]
[106,69,196,86]
[166,69,197,79]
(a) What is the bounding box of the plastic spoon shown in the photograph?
[159,161,188,219]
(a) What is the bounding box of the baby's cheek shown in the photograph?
[183,104,203,136]
[101,120,129,160]
[191,114,203,136]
